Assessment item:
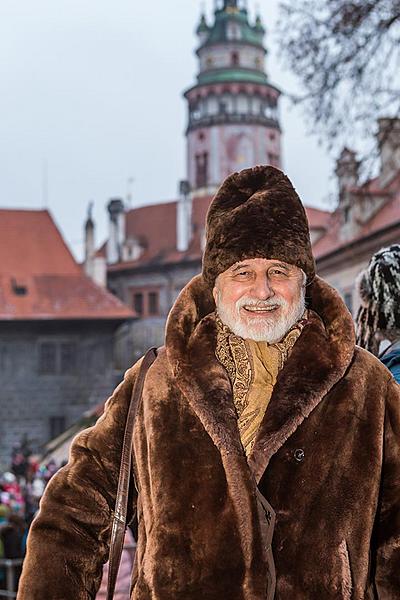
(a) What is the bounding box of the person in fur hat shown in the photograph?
[18,166,400,599]
[356,244,400,383]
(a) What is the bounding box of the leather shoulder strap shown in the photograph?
[107,346,158,600]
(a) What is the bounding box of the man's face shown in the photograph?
[213,257,306,343]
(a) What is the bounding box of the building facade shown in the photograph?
[314,118,400,316]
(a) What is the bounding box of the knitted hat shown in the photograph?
[202,165,315,287]
[355,244,400,354]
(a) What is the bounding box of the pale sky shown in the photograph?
[0,0,338,260]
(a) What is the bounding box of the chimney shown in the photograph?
[177,180,192,252]
[83,202,107,287]
[377,117,400,187]
[335,147,360,200]
[335,148,361,242]
[107,198,125,264]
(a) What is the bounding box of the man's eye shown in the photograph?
[237,271,250,276]
[270,269,286,276]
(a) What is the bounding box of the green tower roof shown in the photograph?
[198,2,265,50]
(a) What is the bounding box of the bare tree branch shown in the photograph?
[276,0,400,162]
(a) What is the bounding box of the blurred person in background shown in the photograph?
[0,511,27,592]
[356,243,400,383]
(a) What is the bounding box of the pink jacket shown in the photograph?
[96,529,136,600]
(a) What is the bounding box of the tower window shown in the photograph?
[227,23,241,40]
[195,152,209,188]
[191,103,201,121]
[231,51,239,66]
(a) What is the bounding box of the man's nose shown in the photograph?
[250,275,274,299]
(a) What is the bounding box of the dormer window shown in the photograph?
[11,278,27,296]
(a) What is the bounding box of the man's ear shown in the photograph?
[212,285,218,305]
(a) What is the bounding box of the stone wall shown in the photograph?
[0,320,123,469]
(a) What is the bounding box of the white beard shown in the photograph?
[216,288,306,343]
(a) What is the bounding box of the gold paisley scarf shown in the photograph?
[215,311,307,457]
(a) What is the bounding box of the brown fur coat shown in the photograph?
[18,275,400,599]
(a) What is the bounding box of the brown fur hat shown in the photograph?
[202,165,315,287]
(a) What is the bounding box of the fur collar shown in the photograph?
[165,275,355,482]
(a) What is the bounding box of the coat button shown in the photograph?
[294,448,305,462]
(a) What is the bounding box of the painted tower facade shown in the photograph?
[184,0,282,194]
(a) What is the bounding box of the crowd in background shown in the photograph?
[0,441,135,598]
[0,441,62,592]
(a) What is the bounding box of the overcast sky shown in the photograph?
[0,0,338,260]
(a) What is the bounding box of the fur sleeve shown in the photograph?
[17,359,142,600]
[374,377,400,597]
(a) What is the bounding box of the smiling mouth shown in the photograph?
[243,305,279,314]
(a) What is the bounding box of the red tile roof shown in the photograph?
[125,201,177,261]
[0,209,133,321]
[1,209,80,276]
[304,206,332,229]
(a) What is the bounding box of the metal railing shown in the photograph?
[0,559,23,599]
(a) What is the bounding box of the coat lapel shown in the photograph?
[165,275,244,458]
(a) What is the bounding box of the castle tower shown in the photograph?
[184,0,282,194]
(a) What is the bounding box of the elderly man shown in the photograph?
[18,166,400,599]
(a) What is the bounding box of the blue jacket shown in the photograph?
[380,340,400,384]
